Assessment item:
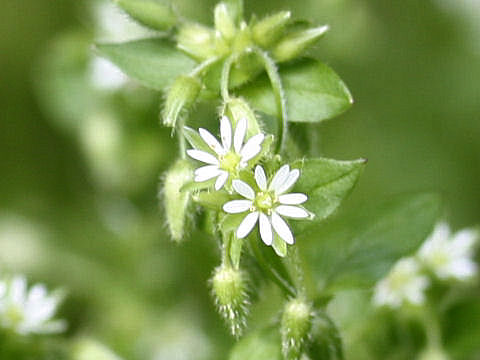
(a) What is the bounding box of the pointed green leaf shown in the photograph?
[95,38,196,91]
[300,193,442,291]
[239,59,353,123]
[293,157,366,234]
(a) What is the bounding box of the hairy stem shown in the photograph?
[221,55,235,101]
[253,47,288,153]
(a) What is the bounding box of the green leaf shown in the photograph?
[301,193,442,291]
[293,157,366,234]
[229,327,282,360]
[95,38,197,91]
[239,59,353,123]
[114,0,178,31]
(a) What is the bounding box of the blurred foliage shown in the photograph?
[0,0,478,359]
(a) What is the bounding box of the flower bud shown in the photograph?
[162,159,193,242]
[214,3,237,41]
[211,265,250,338]
[224,97,261,137]
[162,75,202,128]
[272,25,329,63]
[114,0,177,31]
[177,23,217,61]
[281,298,312,360]
[252,11,291,48]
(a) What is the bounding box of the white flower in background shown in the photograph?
[418,222,478,281]
[373,257,429,308]
[187,116,264,190]
[223,165,311,246]
[0,276,66,335]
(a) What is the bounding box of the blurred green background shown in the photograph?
[0,0,478,359]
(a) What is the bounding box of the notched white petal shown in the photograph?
[269,165,290,192]
[271,212,294,244]
[199,128,225,155]
[187,149,219,165]
[220,116,232,150]
[237,211,259,238]
[278,193,307,205]
[223,200,252,214]
[194,165,221,182]
[214,170,229,190]
[276,169,300,194]
[232,180,255,200]
[259,212,273,245]
[275,205,309,219]
[254,165,267,191]
[233,117,247,153]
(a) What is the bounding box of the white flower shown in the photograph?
[187,116,264,190]
[373,257,429,308]
[417,222,478,281]
[222,164,310,246]
[0,276,66,335]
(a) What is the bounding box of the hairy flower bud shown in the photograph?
[214,3,237,41]
[272,25,329,63]
[162,75,202,128]
[177,23,217,61]
[114,0,177,31]
[224,97,261,137]
[252,11,291,48]
[281,298,312,360]
[211,265,250,338]
[162,159,193,242]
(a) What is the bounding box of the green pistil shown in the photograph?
[220,151,241,173]
[254,191,277,214]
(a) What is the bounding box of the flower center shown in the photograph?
[219,151,241,173]
[254,192,277,214]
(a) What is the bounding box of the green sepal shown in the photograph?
[192,190,232,210]
[252,11,291,48]
[305,311,344,360]
[220,213,245,234]
[176,22,218,61]
[272,234,287,257]
[114,0,177,31]
[229,233,244,269]
[180,178,216,193]
[183,126,216,154]
[162,75,202,127]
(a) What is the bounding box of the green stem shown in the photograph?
[221,55,235,101]
[288,246,306,297]
[253,47,288,154]
[189,56,221,78]
[419,304,443,349]
[249,237,297,298]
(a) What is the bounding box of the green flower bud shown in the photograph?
[211,265,250,338]
[252,11,291,48]
[214,3,237,41]
[177,23,217,61]
[162,75,202,128]
[281,298,312,360]
[224,97,261,137]
[114,0,177,31]
[272,25,329,63]
[162,159,193,242]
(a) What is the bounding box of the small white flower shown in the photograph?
[222,165,310,246]
[187,116,264,190]
[373,257,429,308]
[418,222,478,281]
[0,276,66,335]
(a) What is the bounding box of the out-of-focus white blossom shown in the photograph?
[89,56,128,91]
[418,222,478,281]
[373,257,429,308]
[0,275,66,335]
